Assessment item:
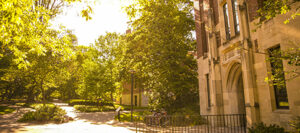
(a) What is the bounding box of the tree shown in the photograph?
[123,0,199,113]
[257,0,300,26]
[266,44,300,89]
[0,0,93,103]
[0,0,92,69]
[76,33,123,105]
[56,45,86,100]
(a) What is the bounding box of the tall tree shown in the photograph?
[123,0,198,113]
[77,33,123,104]
[0,0,92,69]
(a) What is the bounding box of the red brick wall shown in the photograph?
[195,0,208,58]
[247,0,259,21]
[210,0,219,25]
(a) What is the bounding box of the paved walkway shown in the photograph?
[0,103,136,133]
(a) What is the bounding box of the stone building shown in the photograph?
[193,0,300,128]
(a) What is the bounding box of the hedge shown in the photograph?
[68,99,113,106]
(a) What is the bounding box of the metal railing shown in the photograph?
[134,114,247,133]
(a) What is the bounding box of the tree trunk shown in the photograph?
[110,92,115,109]
[41,79,46,106]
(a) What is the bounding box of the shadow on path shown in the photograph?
[0,102,137,133]
[0,105,35,133]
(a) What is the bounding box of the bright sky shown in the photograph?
[51,0,131,46]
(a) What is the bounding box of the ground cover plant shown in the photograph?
[248,122,285,133]
[290,116,300,132]
[18,104,69,123]
[0,106,15,115]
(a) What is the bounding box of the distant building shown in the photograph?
[194,0,300,129]
[116,82,148,107]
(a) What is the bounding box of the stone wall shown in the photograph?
[194,0,300,129]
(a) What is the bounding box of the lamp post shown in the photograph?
[129,69,136,122]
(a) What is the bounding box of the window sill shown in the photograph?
[222,34,240,46]
[273,109,290,114]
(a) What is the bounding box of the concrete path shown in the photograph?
[0,103,136,133]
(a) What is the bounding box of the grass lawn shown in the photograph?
[0,106,16,115]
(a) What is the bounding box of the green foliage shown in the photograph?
[163,115,206,126]
[74,105,100,112]
[18,104,67,122]
[290,116,300,132]
[0,0,94,103]
[256,0,300,27]
[28,103,55,109]
[0,106,15,115]
[248,122,285,133]
[76,33,123,103]
[115,104,149,110]
[265,44,300,89]
[123,0,198,112]
[68,99,113,106]
[171,106,200,116]
[115,111,152,122]
[69,99,98,106]
[74,105,115,112]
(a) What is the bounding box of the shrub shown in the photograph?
[290,116,300,132]
[18,104,68,123]
[15,103,26,106]
[0,106,15,115]
[114,104,148,110]
[171,107,199,116]
[29,103,54,109]
[18,111,35,122]
[114,111,151,122]
[15,103,54,108]
[74,105,99,112]
[248,122,285,133]
[74,105,115,112]
[68,99,113,106]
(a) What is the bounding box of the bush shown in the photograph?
[114,111,152,122]
[18,111,35,122]
[248,122,285,133]
[290,116,300,132]
[74,105,115,112]
[171,107,200,116]
[18,104,68,123]
[68,99,113,106]
[14,102,54,108]
[114,104,148,110]
[0,106,15,115]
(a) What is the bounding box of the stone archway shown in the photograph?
[226,63,246,114]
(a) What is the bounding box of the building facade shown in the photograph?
[194,0,300,129]
[116,82,149,107]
